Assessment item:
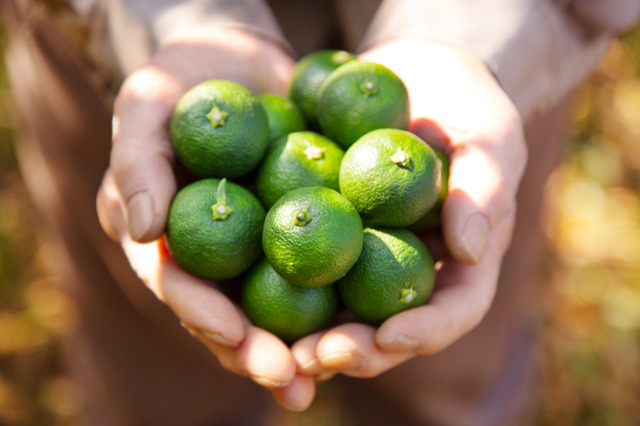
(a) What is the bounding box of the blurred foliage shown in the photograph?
[0,22,81,426]
[1,14,640,426]
[535,27,640,426]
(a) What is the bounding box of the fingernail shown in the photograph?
[314,371,337,382]
[127,192,154,241]
[381,334,421,352]
[300,358,321,374]
[180,323,240,348]
[200,331,239,348]
[320,352,365,371]
[460,212,490,263]
[251,375,289,389]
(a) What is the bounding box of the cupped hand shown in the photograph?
[292,38,528,379]
[96,30,315,411]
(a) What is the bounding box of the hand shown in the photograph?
[291,38,528,379]
[96,30,314,411]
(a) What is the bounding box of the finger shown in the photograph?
[376,207,516,355]
[184,326,246,374]
[119,236,247,346]
[235,324,298,389]
[440,114,527,265]
[187,320,297,390]
[110,66,185,243]
[291,332,329,377]
[271,374,316,412]
[316,323,413,378]
[96,170,127,242]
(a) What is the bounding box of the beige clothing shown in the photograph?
[72,0,640,120]
[3,0,638,425]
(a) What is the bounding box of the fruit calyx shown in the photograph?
[206,104,229,128]
[293,208,312,227]
[390,148,411,168]
[359,79,378,97]
[332,51,353,65]
[304,145,326,160]
[211,178,235,221]
[399,288,417,304]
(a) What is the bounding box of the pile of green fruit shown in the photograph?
[164,49,449,343]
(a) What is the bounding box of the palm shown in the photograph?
[97,31,317,411]
[291,38,527,380]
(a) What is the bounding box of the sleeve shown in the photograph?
[360,0,640,121]
[87,0,290,78]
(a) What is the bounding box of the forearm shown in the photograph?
[361,0,640,122]
[71,0,291,79]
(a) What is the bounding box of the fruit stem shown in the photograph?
[212,178,235,221]
[293,208,312,227]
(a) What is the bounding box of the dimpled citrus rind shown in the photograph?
[317,60,410,149]
[242,258,339,342]
[410,148,450,231]
[165,178,265,280]
[289,49,357,127]
[258,93,307,144]
[337,227,435,325]
[256,131,345,208]
[169,79,269,178]
[339,128,441,228]
[262,186,363,288]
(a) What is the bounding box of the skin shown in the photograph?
[97,32,527,411]
[292,38,527,382]
[97,30,313,411]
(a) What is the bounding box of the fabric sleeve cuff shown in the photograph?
[360,0,638,121]
[105,0,292,77]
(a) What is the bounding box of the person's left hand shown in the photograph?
[290,38,527,379]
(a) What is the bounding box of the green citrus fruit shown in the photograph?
[337,227,435,325]
[255,131,345,208]
[289,49,356,128]
[339,128,441,228]
[169,79,269,178]
[165,178,265,280]
[262,186,363,288]
[242,258,338,342]
[317,60,410,149]
[258,93,307,144]
[410,148,450,231]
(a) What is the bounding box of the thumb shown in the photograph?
[109,68,184,242]
[441,120,527,264]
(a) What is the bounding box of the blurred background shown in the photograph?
[1,20,640,426]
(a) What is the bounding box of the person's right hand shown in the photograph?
[96,30,315,412]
